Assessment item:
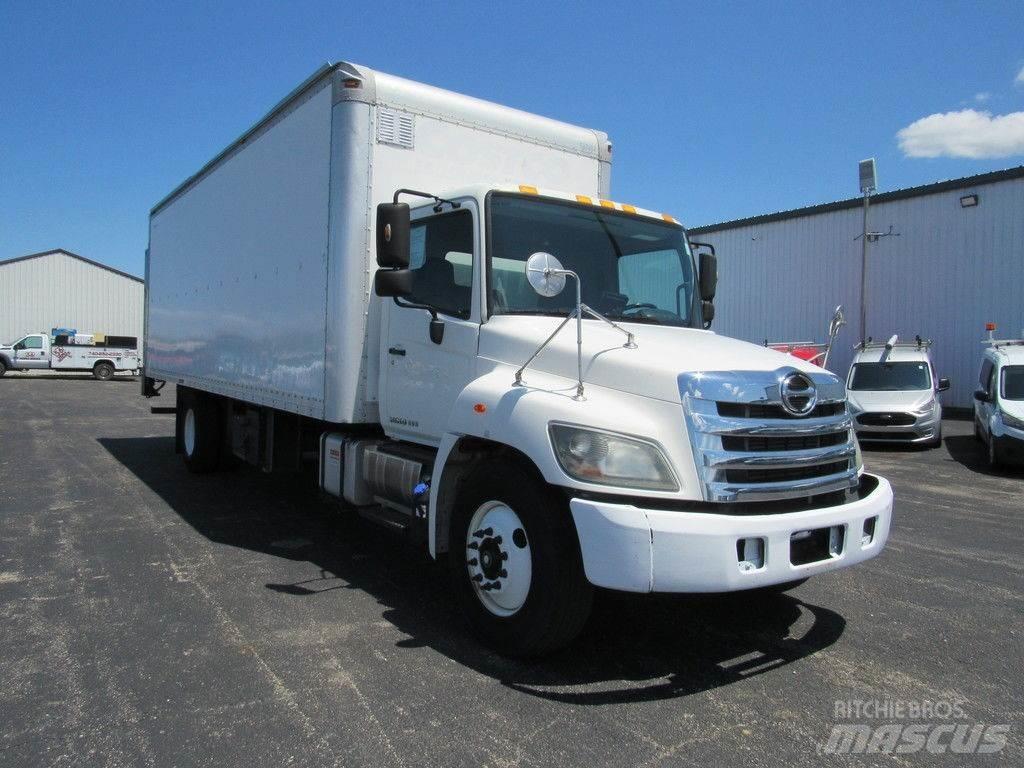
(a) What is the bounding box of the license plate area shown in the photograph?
[790,525,844,565]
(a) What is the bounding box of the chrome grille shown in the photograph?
[681,368,859,503]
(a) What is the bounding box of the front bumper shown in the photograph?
[570,473,893,593]
[853,411,939,443]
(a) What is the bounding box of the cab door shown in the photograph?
[14,335,49,369]
[381,201,480,445]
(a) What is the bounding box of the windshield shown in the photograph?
[487,194,698,327]
[849,361,932,391]
[1002,365,1024,400]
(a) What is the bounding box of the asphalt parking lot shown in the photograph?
[1,375,1021,766]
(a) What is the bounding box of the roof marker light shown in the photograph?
[519,185,538,195]
[661,213,676,223]
[575,195,592,205]
[621,204,637,214]
[599,199,615,209]
[342,78,361,89]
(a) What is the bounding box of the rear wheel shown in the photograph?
[449,462,593,657]
[93,362,115,381]
[181,395,222,473]
[0,359,6,377]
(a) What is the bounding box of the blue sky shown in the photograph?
[2,0,1023,277]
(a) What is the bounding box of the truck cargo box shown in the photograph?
[146,61,611,423]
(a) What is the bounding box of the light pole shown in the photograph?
[858,158,876,343]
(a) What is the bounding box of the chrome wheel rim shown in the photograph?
[465,501,531,617]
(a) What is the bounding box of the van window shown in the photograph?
[979,359,993,390]
[849,361,931,391]
[1001,366,1023,400]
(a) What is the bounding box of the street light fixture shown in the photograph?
[858,158,876,342]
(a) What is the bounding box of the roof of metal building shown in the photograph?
[0,249,143,283]
[690,165,1024,235]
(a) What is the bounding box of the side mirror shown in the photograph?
[973,388,989,403]
[376,203,411,268]
[699,252,717,301]
[701,300,715,328]
[374,269,412,297]
[937,377,950,392]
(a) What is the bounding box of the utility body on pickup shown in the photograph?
[0,332,140,380]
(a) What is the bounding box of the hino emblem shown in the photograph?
[780,372,817,416]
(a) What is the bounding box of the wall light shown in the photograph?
[960,194,979,207]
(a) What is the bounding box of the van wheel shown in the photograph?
[0,359,6,377]
[181,397,221,473]
[450,463,593,657]
[93,362,115,381]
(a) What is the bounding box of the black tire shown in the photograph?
[449,462,593,657]
[0,359,6,377]
[974,419,982,442]
[93,362,115,381]
[181,396,222,473]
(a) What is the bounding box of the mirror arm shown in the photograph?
[393,295,438,321]
[393,188,461,212]
[514,269,637,401]
[579,304,636,349]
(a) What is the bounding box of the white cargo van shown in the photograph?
[846,336,949,447]
[974,328,1024,467]
[144,62,893,655]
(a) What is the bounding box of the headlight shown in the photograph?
[549,424,679,491]
[1001,411,1024,430]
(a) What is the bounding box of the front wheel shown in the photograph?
[0,359,6,377]
[93,362,115,381]
[450,463,593,657]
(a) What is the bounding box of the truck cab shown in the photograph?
[364,184,894,652]
[0,333,51,371]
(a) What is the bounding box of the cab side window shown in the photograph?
[979,359,994,393]
[406,209,473,319]
[23,336,43,349]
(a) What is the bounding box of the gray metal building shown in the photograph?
[0,249,144,344]
[690,166,1024,410]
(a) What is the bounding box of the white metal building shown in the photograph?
[0,249,144,345]
[690,166,1024,410]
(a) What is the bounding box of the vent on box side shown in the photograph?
[377,108,415,149]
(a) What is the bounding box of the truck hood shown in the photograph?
[847,389,934,412]
[479,315,831,403]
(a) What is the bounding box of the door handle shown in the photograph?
[388,347,406,357]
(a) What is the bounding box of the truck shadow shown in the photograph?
[99,435,847,704]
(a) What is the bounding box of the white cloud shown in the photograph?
[897,109,1024,158]
[974,92,991,103]
[1016,65,1024,85]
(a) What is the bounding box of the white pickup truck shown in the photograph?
[0,332,141,380]
[143,62,894,656]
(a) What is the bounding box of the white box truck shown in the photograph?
[144,61,893,655]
